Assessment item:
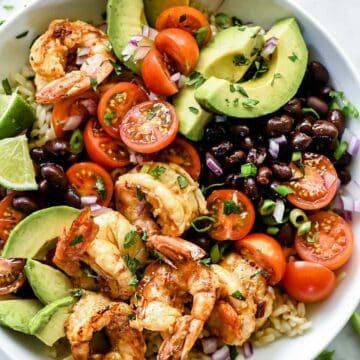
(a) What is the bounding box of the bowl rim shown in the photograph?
[0,0,359,359]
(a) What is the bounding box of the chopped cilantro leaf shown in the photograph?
[122,254,140,274]
[250,269,269,279]
[83,264,98,279]
[329,90,359,118]
[242,98,259,108]
[233,54,249,66]
[104,111,116,125]
[232,290,246,300]
[70,234,84,246]
[271,72,282,86]
[200,258,212,267]
[124,230,140,249]
[223,200,241,215]
[314,349,335,360]
[186,71,206,88]
[128,276,139,286]
[189,106,199,114]
[150,166,166,179]
[302,107,320,119]
[136,186,145,201]
[195,26,209,47]
[288,52,299,62]
[233,98,239,107]
[90,78,98,91]
[237,86,248,97]
[16,31,29,39]
[128,313,136,321]
[95,177,107,200]
[177,175,188,189]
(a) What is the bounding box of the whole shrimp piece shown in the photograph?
[30,19,115,104]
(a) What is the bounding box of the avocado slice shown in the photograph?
[29,296,77,346]
[0,299,43,334]
[144,0,189,27]
[195,18,308,118]
[175,26,264,141]
[25,259,73,305]
[2,206,80,259]
[107,0,148,74]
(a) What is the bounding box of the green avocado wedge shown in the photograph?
[2,206,80,259]
[194,18,308,118]
[25,259,73,305]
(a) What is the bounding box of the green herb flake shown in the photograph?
[302,107,320,119]
[215,13,232,29]
[237,86,249,97]
[223,200,241,215]
[200,258,212,267]
[233,98,239,107]
[150,166,166,179]
[128,276,139,286]
[189,106,199,114]
[252,59,269,79]
[232,290,246,300]
[141,164,150,174]
[195,26,209,47]
[95,177,107,200]
[70,234,84,246]
[230,84,236,93]
[141,229,148,241]
[177,175,188,189]
[271,72,282,86]
[306,232,319,244]
[83,265,98,279]
[104,111,116,125]
[329,90,359,118]
[250,269,269,279]
[128,313,136,321]
[240,163,258,177]
[2,78,12,95]
[122,254,140,274]
[233,54,249,66]
[90,78,98,91]
[291,151,302,162]
[251,47,260,57]
[3,5,13,10]
[136,186,145,201]
[275,185,295,196]
[288,52,299,62]
[16,31,29,39]
[124,230,140,249]
[186,71,206,89]
[242,98,259,109]
[314,349,335,360]
[179,14,187,23]
[334,140,349,161]
[71,288,84,298]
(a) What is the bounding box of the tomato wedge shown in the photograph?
[156,6,212,46]
[207,190,255,241]
[158,137,201,180]
[155,28,199,75]
[295,211,353,270]
[84,119,130,169]
[141,49,178,96]
[287,153,338,210]
[282,261,336,303]
[66,162,113,207]
[235,233,286,285]
[52,91,98,138]
[120,100,178,153]
[98,82,149,139]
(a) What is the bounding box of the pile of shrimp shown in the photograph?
[30,19,275,360]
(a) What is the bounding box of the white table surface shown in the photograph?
[0,0,359,359]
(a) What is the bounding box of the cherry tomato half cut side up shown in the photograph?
[141,49,178,96]
[207,189,255,242]
[84,119,130,169]
[66,162,114,207]
[287,153,338,210]
[158,137,201,180]
[155,6,212,46]
[235,233,286,285]
[98,82,149,139]
[295,211,353,270]
[282,261,336,303]
[155,28,199,75]
[120,100,179,153]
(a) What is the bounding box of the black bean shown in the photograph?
[256,166,272,185]
[41,163,68,190]
[309,61,329,84]
[224,150,246,168]
[277,223,295,247]
[307,96,329,116]
[312,120,338,143]
[265,115,294,137]
[44,139,70,157]
[230,124,250,138]
[295,119,313,135]
[210,141,234,158]
[246,147,267,166]
[67,153,80,165]
[240,136,254,151]
[284,98,302,116]
[39,179,51,194]
[30,147,48,164]
[192,236,211,252]
[63,186,81,208]
[271,162,292,181]
[327,109,345,134]
[203,125,227,146]
[337,168,351,185]
[290,132,312,151]
[318,85,333,101]
[203,168,220,185]
[302,113,317,124]
[12,196,39,214]
[335,152,352,167]
[225,173,242,188]
[242,177,259,200]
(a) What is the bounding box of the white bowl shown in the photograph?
[1,0,359,359]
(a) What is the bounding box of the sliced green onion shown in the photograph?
[240,163,257,178]
[266,226,279,236]
[201,182,225,195]
[275,185,295,196]
[297,221,312,236]
[215,13,232,29]
[141,164,150,173]
[289,208,308,228]
[259,199,276,216]
[210,243,221,263]
[191,216,215,233]
[69,129,83,154]
[263,215,288,226]
[351,311,360,336]
[334,141,348,161]
[291,151,302,162]
[302,107,320,119]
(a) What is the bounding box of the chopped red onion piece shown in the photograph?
[170,72,181,83]
[323,171,336,189]
[122,43,137,61]
[331,193,343,212]
[63,115,84,131]
[341,195,354,211]
[212,346,230,360]
[76,47,90,66]
[129,151,137,164]
[130,35,143,46]
[90,204,111,217]
[149,91,159,100]
[269,139,280,158]
[273,134,288,145]
[340,210,353,222]
[201,337,218,355]
[206,152,223,176]
[273,199,285,223]
[142,25,150,38]
[148,27,159,41]
[243,341,254,358]
[80,98,97,116]
[261,36,278,60]
[342,128,360,156]
[134,46,151,61]
[81,196,98,207]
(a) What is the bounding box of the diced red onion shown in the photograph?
[201,337,218,355]
[243,341,254,358]
[62,115,84,131]
[122,43,137,61]
[142,25,158,40]
[80,98,97,116]
[90,204,111,217]
[129,151,137,164]
[149,91,159,100]
[273,199,285,223]
[341,195,354,211]
[136,202,147,216]
[341,210,353,222]
[269,139,280,158]
[331,193,343,212]
[273,135,288,145]
[336,178,341,192]
[323,171,336,189]
[345,179,360,196]
[130,35,143,46]
[134,46,151,61]
[206,152,223,176]
[129,151,156,164]
[142,25,150,38]
[342,128,360,156]
[212,346,230,360]
[170,72,181,83]
[261,36,278,60]
[81,196,97,207]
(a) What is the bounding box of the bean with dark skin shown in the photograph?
[67,153,81,165]
[265,115,294,137]
[277,223,295,247]
[63,186,81,208]
[191,236,211,252]
[30,147,48,164]
[309,61,329,84]
[295,119,313,135]
[240,136,254,151]
[284,98,302,117]
[337,168,351,185]
[256,166,272,185]
[312,120,338,142]
[12,196,39,214]
[41,163,68,190]
[44,139,70,157]
[335,152,352,167]
[39,179,51,194]
[307,96,329,116]
[203,125,227,146]
[246,147,267,166]
[271,162,292,181]
[327,109,345,134]
[210,141,234,158]
[224,150,246,168]
[290,132,312,151]
[230,124,250,138]
[242,177,259,200]
[318,85,333,101]
[225,173,242,188]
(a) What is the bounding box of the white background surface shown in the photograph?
[0,0,359,359]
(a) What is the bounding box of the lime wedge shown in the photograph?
[0,134,38,190]
[0,92,36,139]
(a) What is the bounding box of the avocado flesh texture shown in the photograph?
[195,18,308,118]
[2,206,79,259]
[175,26,264,141]
[25,259,73,305]
[107,0,147,74]
[144,0,189,27]
[29,296,77,347]
[0,299,42,334]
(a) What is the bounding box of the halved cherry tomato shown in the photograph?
[295,211,353,270]
[282,261,336,303]
[235,233,286,285]
[98,82,149,139]
[66,162,114,207]
[287,153,338,210]
[156,6,212,46]
[0,194,25,249]
[207,190,255,242]
[52,91,98,138]
[0,258,26,295]
[141,49,178,96]
[84,119,130,169]
[155,28,199,75]
[158,137,201,180]
[120,100,178,153]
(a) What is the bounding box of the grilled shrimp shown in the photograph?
[66,291,146,360]
[30,19,115,104]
